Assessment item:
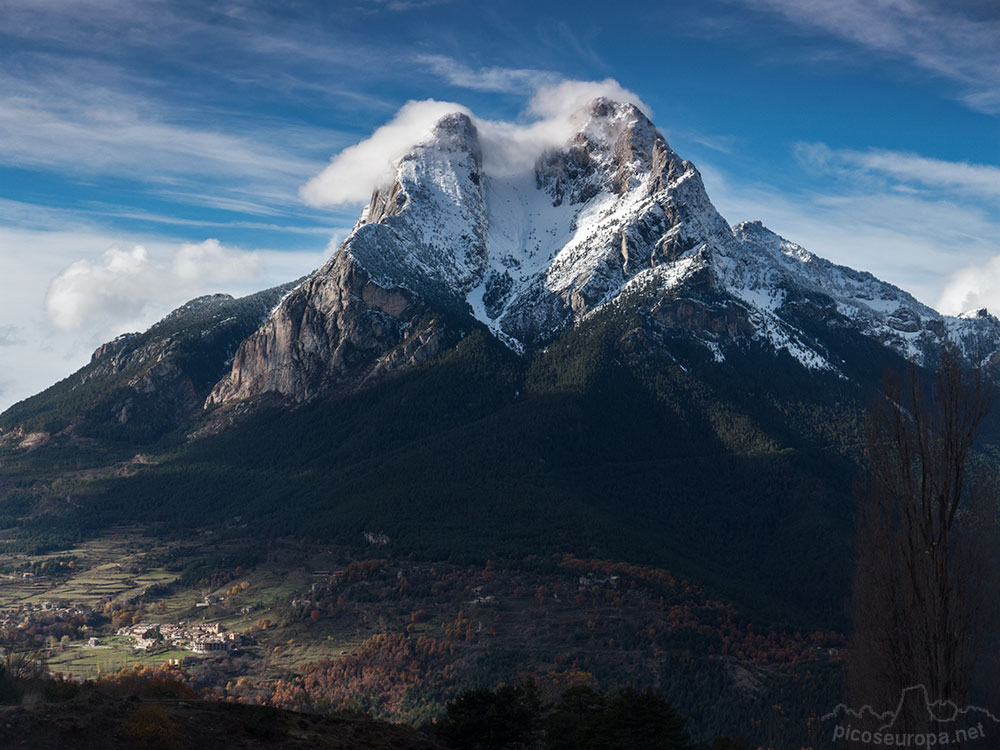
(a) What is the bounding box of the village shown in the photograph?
[0,599,93,624]
[0,595,254,662]
[114,619,252,655]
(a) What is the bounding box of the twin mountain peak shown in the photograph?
[11,98,997,426]
[200,97,1000,406]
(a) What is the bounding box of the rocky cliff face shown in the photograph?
[197,97,1000,405]
[206,252,452,405]
[0,285,297,442]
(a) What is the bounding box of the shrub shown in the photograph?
[43,674,81,702]
[122,704,179,749]
[241,704,284,739]
[96,664,197,700]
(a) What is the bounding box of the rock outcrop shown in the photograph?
[206,252,451,405]
[0,285,297,440]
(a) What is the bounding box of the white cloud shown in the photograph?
[300,99,470,207]
[366,0,455,10]
[0,222,329,413]
[744,0,1000,114]
[938,257,1000,316]
[525,78,650,121]
[301,77,650,207]
[796,143,1000,198]
[44,241,261,332]
[0,59,346,222]
[416,55,561,94]
[475,79,651,179]
[0,75,320,186]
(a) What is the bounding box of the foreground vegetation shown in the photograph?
[0,660,754,750]
[0,531,843,747]
[0,663,440,750]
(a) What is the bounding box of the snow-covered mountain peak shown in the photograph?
[342,110,488,307]
[536,97,682,205]
[209,99,1000,406]
[581,98,660,150]
[333,99,1000,364]
[326,97,734,347]
[728,219,937,319]
[959,307,993,321]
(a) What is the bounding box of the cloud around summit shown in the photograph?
[299,77,650,208]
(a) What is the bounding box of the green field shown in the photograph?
[1,530,374,681]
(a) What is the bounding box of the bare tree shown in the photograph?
[848,346,999,736]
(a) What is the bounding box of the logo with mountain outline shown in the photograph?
[823,686,999,745]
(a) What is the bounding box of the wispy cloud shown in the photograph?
[84,206,337,236]
[679,131,742,155]
[795,143,1000,199]
[0,68,321,188]
[366,0,455,10]
[0,4,399,220]
[416,55,562,94]
[743,0,1000,113]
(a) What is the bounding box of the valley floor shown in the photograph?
[0,529,843,746]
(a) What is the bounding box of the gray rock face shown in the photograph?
[90,333,139,363]
[206,252,448,405]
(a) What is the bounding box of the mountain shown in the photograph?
[207,98,1000,407]
[0,282,298,446]
[3,98,1000,628]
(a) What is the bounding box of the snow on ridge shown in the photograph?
[308,98,1000,371]
[724,219,1000,368]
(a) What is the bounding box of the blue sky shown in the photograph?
[1,0,999,410]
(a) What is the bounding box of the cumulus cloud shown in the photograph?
[45,240,261,332]
[938,258,1000,316]
[0,221,329,414]
[526,78,650,121]
[474,79,651,179]
[301,77,650,207]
